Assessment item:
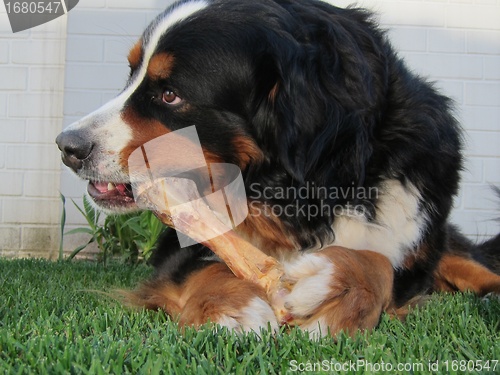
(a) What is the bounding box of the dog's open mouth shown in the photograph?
[87,181,136,208]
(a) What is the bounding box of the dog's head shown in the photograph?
[56,0,385,219]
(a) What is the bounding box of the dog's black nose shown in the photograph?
[56,131,94,172]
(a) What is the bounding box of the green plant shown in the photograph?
[62,195,167,264]
[59,193,66,261]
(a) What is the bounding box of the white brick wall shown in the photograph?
[0,4,67,258]
[0,0,499,258]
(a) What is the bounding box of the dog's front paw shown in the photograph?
[282,252,336,318]
[283,247,394,337]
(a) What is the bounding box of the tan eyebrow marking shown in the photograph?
[147,52,175,80]
[128,40,143,69]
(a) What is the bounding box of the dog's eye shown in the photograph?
[162,90,182,105]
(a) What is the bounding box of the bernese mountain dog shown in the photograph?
[56,0,500,336]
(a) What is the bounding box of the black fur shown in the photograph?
[149,230,217,285]
[445,187,500,275]
[475,234,500,275]
[474,187,500,274]
[53,0,500,320]
[144,0,466,306]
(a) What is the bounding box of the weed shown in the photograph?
[61,195,167,263]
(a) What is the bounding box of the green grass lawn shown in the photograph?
[0,259,499,374]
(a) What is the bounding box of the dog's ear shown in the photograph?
[251,8,385,187]
[250,44,313,183]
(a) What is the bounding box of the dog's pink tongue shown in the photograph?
[116,184,127,194]
[94,182,110,193]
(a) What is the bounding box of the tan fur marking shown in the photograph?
[232,135,264,169]
[269,83,279,103]
[178,263,268,327]
[119,107,171,169]
[300,247,393,336]
[119,281,183,316]
[125,263,268,328]
[147,53,175,80]
[402,242,432,269]
[128,40,143,69]
[434,254,500,296]
[118,108,243,237]
[237,204,296,257]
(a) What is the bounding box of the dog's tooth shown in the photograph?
[108,182,116,191]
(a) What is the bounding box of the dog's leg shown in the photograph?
[282,247,394,337]
[434,225,500,295]
[434,254,500,295]
[126,262,278,333]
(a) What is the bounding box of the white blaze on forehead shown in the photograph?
[112,0,210,112]
[64,0,209,134]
